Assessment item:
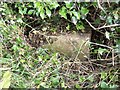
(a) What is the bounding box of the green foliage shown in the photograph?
[98,48,108,55]
[0,1,120,88]
[100,81,118,89]
[59,6,67,19]
[99,71,119,89]
[5,2,91,31]
[0,71,12,89]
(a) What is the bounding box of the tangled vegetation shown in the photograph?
[0,1,120,89]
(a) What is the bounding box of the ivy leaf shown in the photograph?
[59,6,67,19]
[100,81,109,88]
[34,2,41,8]
[23,7,27,14]
[72,10,81,19]
[81,7,89,15]
[115,40,120,54]
[110,85,118,88]
[50,2,59,9]
[66,24,70,30]
[18,7,23,15]
[79,76,85,82]
[28,10,34,15]
[12,44,19,52]
[76,23,85,30]
[65,1,73,10]
[105,31,110,40]
[98,48,107,55]
[101,72,107,79]
[114,13,119,20]
[93,18,101,25]
[71,16,77,25]
[50,76,59,86]
[40,10,45,19]
[107,16,113,24]
[16,18,23,23]
[46,7,51,18]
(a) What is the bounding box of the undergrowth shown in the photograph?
[0,1,120,89]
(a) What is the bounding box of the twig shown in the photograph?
[90,42,115,66]
[97,24,120,30]
[97,0,106,13]
[85,19,96,30]
[85,19,120,31]
[90,54,118,61]
[108,69,119,85]
[90,42,113,49]
[107,0,110,7]
[85,18,119,66]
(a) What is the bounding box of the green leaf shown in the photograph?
[18,7,23,15]
[100,81,109,88]
[39,82,46,88]
[34,2,41,8]
[45,7,51,17]
[0,58,11,64]
[0,71,12,89]
[81,7,89,15]
[36,12,39,17]
[79,76,85,82]
[38,5,44,13]
[105,31,110,40]
[76,23,85,30]
[114,13,119,20]
[65,1,73,9]
[98,48,107,55]
[61,82,66,88]
[50,76,59,86]
[16,36,22,43]
[115,40,120,54]
[28,10,34,15]
[40,10,45,19]
[72,10,81,20]
[16,18,23,23]
[50,2,59,9]
[66,24,70,30]
[93,18,101,25]
[23,7,27,14]
[101,72,107,79]
[12,44,19,52]
[20,59,26,63]
[107,16,113,24]
[110,84,118,88]
[59,6,67,19]
[75,84,81,88]
[72,16,77,25]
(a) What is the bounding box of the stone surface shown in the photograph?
[43,33,91,60]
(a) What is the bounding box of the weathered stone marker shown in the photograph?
[27,30,91,60]
[43,33,91,60]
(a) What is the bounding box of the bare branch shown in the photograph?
[97,24,120,30]
[90,41,115,66]
[85,19,120,30]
